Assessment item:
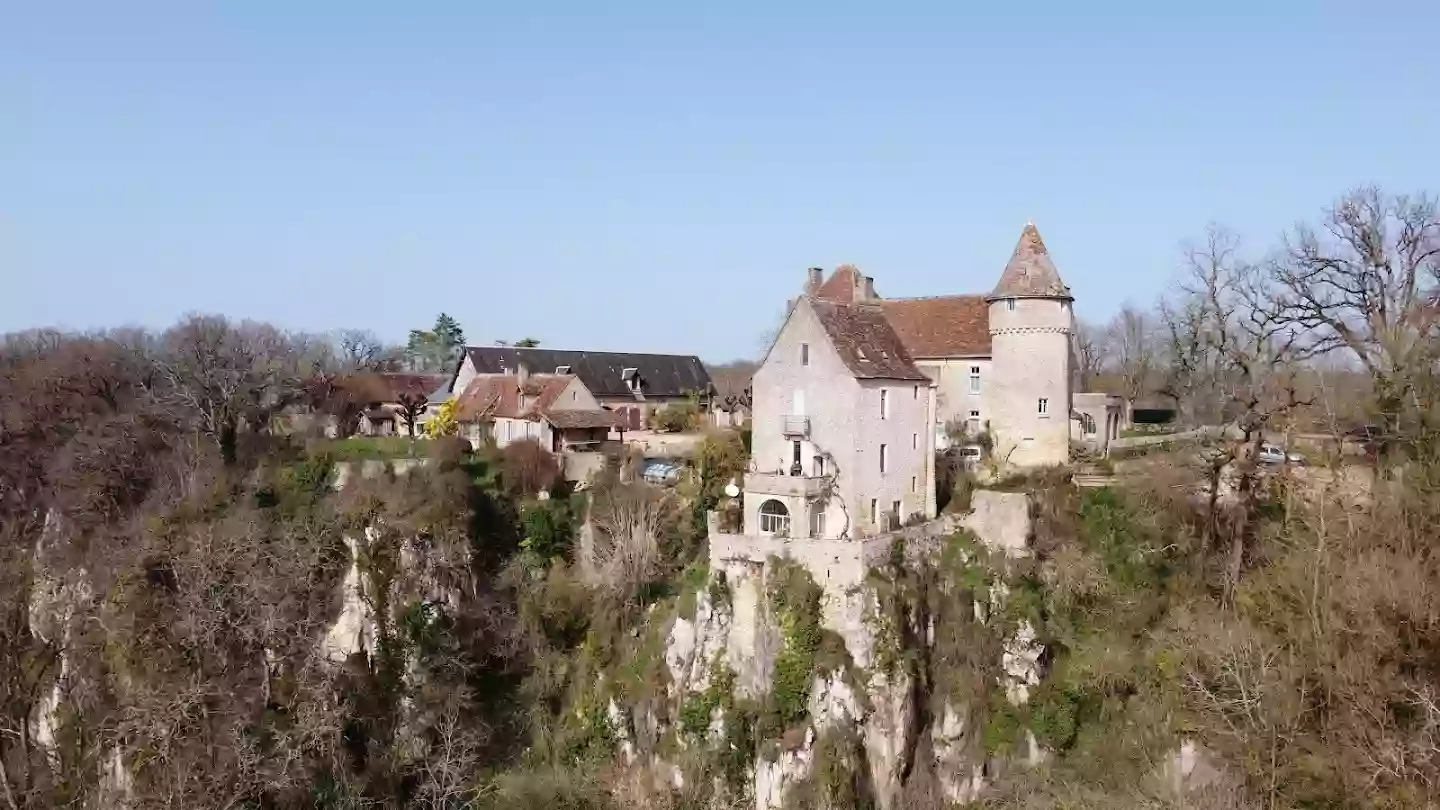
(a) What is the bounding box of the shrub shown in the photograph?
[652,400,700,433]
[427,435,472,469]
[502,438,560,495]
[521,498,573,561]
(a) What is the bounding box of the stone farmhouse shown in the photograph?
[450,368,620,481]
[448,346,713,432]
[709,223,1118,582]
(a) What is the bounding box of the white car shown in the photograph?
[1257,444,1305,465]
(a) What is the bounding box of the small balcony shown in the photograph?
[781,414,810,437]
[745,470,828,498]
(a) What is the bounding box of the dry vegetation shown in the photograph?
[1,185,1438,809]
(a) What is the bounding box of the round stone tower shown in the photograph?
[984,223,1074,468]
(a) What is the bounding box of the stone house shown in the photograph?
[743,292,939,544]
[344,373,447,437]
[452,369,619,481]
[1072,392,1127,455]
[806,223,1077,468]
[449,346,713,432]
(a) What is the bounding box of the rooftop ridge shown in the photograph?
[881,293,987,302]
[462,344,704,357]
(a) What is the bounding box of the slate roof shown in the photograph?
[880,295,991,358]
[807,298,929,381]
[987,222,1072,300]
[458,347,712,398]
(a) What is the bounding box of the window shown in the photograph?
[892,500,902,529]
[1082,413,1096,436]
[969,366,981,394]
[812,455,826,477]
[1007,299,1016,312]
[1038,398,1049,416]
[968,410,981,432]
[809,507,826,538]
[801,342,809,366]
[571,391,577,401]
[870,499,878,526]
[879,443,888,473]
[911,476,917,493]
[913,385,919,399]
[759,500,790,535]
[880,389,889,419]
[912,432,918,450]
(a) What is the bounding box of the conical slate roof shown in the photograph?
[986,223,1072,301]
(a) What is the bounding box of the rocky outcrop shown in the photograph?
[614,489,1044,809]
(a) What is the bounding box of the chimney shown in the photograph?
[806,267,823,294]
[863,276,876,301]
[516,361,530,386]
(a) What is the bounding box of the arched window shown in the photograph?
[758,499,790,535]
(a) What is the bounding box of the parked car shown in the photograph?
[1257,443,1305,466]
[640,458,682,486]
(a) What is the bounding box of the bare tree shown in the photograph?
[151,316,319,465]
[1271,187,1440,441]
[1103,304,1159,408]
[1158,256,1224,426]
[336,329,388,371]
[1072,319,1104,392]
[1163,226,1313,592]
[397,390,429,439]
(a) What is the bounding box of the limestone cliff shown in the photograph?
[601,490,1045,809]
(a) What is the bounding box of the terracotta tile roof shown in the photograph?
[988,222,1072,300]
[544,410,623,429]
[808,298,929,381]
[340,372,447,404]
[813,264,871,303]
[454,374,611,431]
[453,375,511,422]
[880,295,991,358]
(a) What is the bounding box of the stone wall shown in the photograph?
[986,297,1073,467]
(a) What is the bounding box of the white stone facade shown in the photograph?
[744,296,937,546]
[985,296,1074,467]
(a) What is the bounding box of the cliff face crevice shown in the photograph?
[595,491,1044,809]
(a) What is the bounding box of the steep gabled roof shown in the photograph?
[814,264,868,303]
[807,298,929,381]
[338,372,447,404]
[454,373,618,430]
[459,347,712,398]
[880,295,991,358]
[987,223,1072,300]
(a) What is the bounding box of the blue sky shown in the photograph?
[3,1,1437,362]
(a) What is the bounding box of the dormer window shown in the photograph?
[555,365,571,374]
[621,367,641,393]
